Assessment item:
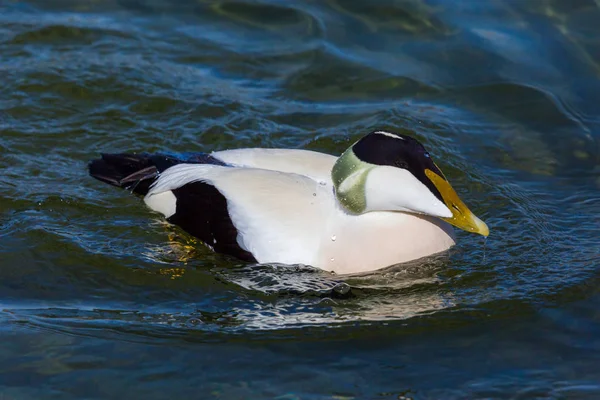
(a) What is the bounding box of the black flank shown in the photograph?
[88,152,254,261]
[168,182,256,262]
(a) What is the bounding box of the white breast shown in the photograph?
[315,210,457,275]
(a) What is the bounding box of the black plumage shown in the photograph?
[88,152,254,261]
[168,182,256,262]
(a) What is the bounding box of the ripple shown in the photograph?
[8,24,131,45]
[174,2,323,57]
[283,49,440,102]
[211,2,314,29]
[325,0,452,36]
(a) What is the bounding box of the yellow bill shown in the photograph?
[425,169,489,237]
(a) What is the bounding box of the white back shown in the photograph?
[212,148,336,183]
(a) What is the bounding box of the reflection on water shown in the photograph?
[1,0,600,397]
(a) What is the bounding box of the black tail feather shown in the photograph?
[88,153,162,196]
[88,152,228,196]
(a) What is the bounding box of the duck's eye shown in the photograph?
[424,152,430,158]
[395,160,408,169]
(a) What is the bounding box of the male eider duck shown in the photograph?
[88,130,489,274]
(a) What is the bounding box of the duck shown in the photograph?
[88,130,489,274]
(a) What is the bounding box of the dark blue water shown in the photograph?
[1,0,599,398]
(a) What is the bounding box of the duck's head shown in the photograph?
[331,130,489,236]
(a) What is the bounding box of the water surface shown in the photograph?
[1,0,600,398]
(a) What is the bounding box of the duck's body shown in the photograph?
[89,131,487,274]
[145,159,456,274]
